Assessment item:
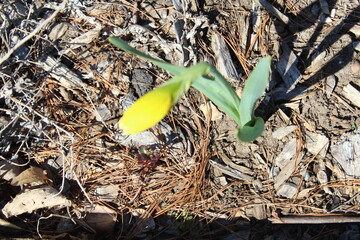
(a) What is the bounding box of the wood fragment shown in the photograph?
[211,33,239,80]
[305,132,329,158]
[272,125,297,139]
[40,56,85,89]
[209,160,253,182]
[331,131,360,177]
[270,215,360,224]
[259,0,289,25]
[342,83,360,108]
[276,182,298,199]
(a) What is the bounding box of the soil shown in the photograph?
[0,0,359,239]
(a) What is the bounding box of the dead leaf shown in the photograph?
[10,167,48,186]
[200,102,223,121]
[2,186,71,218]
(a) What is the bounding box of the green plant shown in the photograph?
[109,37,271,142]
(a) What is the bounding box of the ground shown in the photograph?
[0,0,360,239]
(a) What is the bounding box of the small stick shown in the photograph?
[271,215,360,224]
[0,0,67,66]
[259,0,289,25]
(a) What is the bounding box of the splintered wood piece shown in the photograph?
[272,125,297,140]
[270,215,360,224]
[40,56,84,88]
[211,33,240,80]
[259,0,289,25]
[274,138,298,169]
[342,83,360,108]
[276,182,298,199]
[305,132,329,158]
[331,132,360,177]
[209,160,253,182]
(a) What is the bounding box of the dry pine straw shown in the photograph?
[1,1,359,234]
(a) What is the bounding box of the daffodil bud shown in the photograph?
[119,63,211,135]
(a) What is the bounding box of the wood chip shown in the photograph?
[350,24,360,38]
[274,138,298,169]
[40,56,85,88]
[66,24,102,52]
[253,199,267,220]
[209,160,253,182]
[2,187,71,218]
[94,185,119,201]
[49,22,70,41]
[211,33,239,80]
[317,170,332,194]
[305,132,329,158]
[342,83,360,108]
[274,152,303,190]
[331,131,360,177]
[276,182,298,199]
[272,125,297,140]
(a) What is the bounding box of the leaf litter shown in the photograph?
[0,0,359,238]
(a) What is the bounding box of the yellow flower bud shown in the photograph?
[119,84,177,135]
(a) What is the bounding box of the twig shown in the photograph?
[259,0,289,25]
[0,0,67,66]
[270,214,360,224]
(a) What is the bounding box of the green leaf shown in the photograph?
[192,68,241,125]
[163,62,212,102]
[239,56,271,127]
[108,37,184,75]
[236,117,264,142]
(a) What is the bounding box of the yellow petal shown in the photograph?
[119,86,174,134]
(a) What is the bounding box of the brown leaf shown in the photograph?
[2,186,71,218]
[10,167,48,186]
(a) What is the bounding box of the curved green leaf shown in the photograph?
[236,117,264,142]
[239,56,271,127]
